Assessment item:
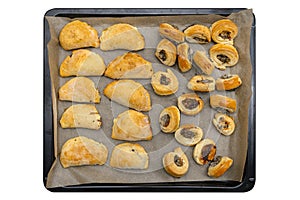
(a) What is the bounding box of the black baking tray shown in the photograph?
[43,8,256,192]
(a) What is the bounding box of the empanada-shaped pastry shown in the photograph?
[110,143,149,169]
[175,124,203,146]
[187,75,215,92]
[210,44,239,70]
[60,49,106,77]
[151,69,179,96]
[100,23,145,51]
[208,156,233,178]
[193,51,214,75]
[216,74,242,91]
[193,138,216,165]
[163,147,189,178]
[155,39,177,66]
[59,77,100,103]
[211,19,238,45]
[60,104,101,130]
[112,110,152,141]
[213,113,235,136]
[59,20,100,50]
[177,43,192,72]
[159,23,185,43]
[104,52,153,79]
[184,24,211,44]
[159,106,180,133]
[177,93,204,116]
[210,95,237,113]
[60,136,108,168]
[103,80,151,111]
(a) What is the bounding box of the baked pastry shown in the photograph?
[59,77,100,103]
[177,43,192,72]
[215,74,242,91]
[211,19,238,45]
[159,106,180,133]
[151,69,179,96]
[163,147,189,178]
[110,143,148,169]
[60,104,101,130]
[103,80,151,111]
[209,44,239,70]
[175,124,203,146]
[59,20,100,50]
[104,52,153,79]
[213,113,235,136]
[100,23,145,51]
[187,75,215,92]
[184,24,211,44]
[112,110,152,141]
[177,93,204,115]
[208,156,233,178]
[193,50,214,75]
[193,138,216,165]
[210,95,236,113]
[60,49,106,77]
[60,136,108,168]
[155,39,177,66]
[159,23,185,43]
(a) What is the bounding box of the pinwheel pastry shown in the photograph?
[163,147,189,178]
[159,106,180,133]
[103,80,151,111]
[155,38,177,66]
[110,143,149,169]
[193,138,216,165]
[184,24,211,44]
[208,156,233,178]
[60,49,106,77]
[159,23,185,43]
[209,44,239,70]
[193,50,214,75]
[212,113,235,136]
[175,124,203,146]
[187,75,215,92]
[60,104,101,130]
[177,93,204,115]
[211,19,238,45]
[100,23,145,51]
[60,136,108,168]
[177,42,192,72]
[210,94,237,113]
[111,110,152,141]
[59,20,100,50]
[151,69,179,96]
[215,74,242,91]
[59,77,100,103]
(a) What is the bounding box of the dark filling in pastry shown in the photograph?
[171,24,179,30]
[180,128,195,139]
[196,79,214,84]
[221,74,233,79]
[160,114,170,127]
[217,54,230,64]
[201,144,216,162]
[193,35,208,43]
[217,116,229,130]
[209,156,222,167]
[160,74,171,85]
[174,155,184,167]
[219,31,231,40]
[182,98,199,110]
[158,50,167,61]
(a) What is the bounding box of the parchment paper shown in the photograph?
[45,9,253,188]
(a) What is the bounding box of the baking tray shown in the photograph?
[43,8,255,192]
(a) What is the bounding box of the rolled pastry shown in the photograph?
[151,69,179,96]
[163,147,189,178]
[187,75,215,92]
[184,24,211,44]
[193,138,216,165]
[212,113,235,136]
[155,39,177,66]
[159,23,185,43]
[211,19,238,45]
[175,124,203,146]
[208,156,233,178]
[215,74,242,91]
[210,95,237,113]
[177,93,204,116]
[177,43,192,72]
[210,44,239,70]
[193,50,214,75]
[159,106,180,133]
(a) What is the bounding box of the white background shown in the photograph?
[0,0,299,199]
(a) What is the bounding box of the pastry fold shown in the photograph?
[177,43,192,72]
[187,75,215,92]
[215,74,242,91]
[155,39,177,66]
[193,138,216,165]
[159,106,180,133]
[184,24,211,44]
[212,113,235,136]
[163,147,189,178]
[211,19,238,45]
[177,93,204,116]
[151,69,179,96]
[210,44,239,70]
[175,124,203,146]
[210,94,237,113]
[159,23,184,43]
[193,51,214,75]
[208,156,233,178]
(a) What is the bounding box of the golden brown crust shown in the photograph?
[177,43,192,72]
[211,19,238,45]
[210,95,237,113]
[163,147,189,178]
[184,24,211,44]
[208,156,233,178]
[209,44,239,70]
[59,20,100,50]
[159,23,185,43]
[187,75,215,92]
[159,106,180,133]
[151,69,179,96]
[177,93,204,115]
[193,138,216,165]
[175,124,203,146]
[155,39,177,66]
[212,113,235,136]
[215,74,242,90]
[193,51,214,75]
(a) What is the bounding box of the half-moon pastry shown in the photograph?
[155,38,177,66]
[59,20,100,50]
[100,23,145,51]
[60,136,108,168]
[209,44,239,70]
[177,43,192,72]
[187,75,215,92]
[60,49,106,77]
[151,69,179,96]
[177,93,204,116]
[184,24,211,44]
[193,50,214,75]
[213,113,235,136]
[60,104,101,130]
[59,77,100,103]
[110,143,149,169]
[211,19,238,45]
[159,23,185,43]
[175,124,203,146]
[215,74,242,91]
[104,52,153,79]
[208,156,233,178]
[103,80,151,111]
[163,147,189,178]
[159,106,180,133]
[193,138,216,165]
[210,95,236,113]
[112,110,152,141]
